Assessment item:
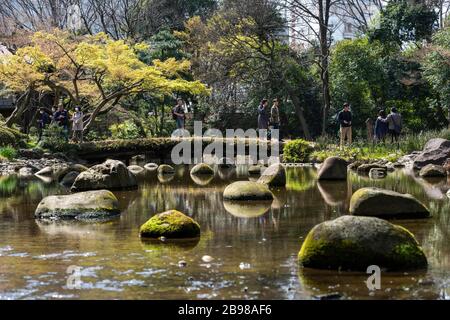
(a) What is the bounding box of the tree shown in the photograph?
[0,30,208,132]
[178,0,314,138]
[284,0,337,136]
[368,0,437,45]
[330,37,386,128]
[423,25,450,127]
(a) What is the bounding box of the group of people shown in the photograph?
[257,98,281,139]
[37,105,84,143]
[338,102,403,147]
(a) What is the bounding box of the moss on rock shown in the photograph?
[349,187,430,219]
[298,216,427,271]
[223,181,273,201]
[35,189,120,221]
[139,210,200,239]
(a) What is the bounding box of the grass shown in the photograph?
[0,146,18,161]
[286,128,450,163]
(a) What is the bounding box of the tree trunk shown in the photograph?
[6,89,32,127]
[319,0,331,136]
[321,65,331,136]
[284,81,311,140]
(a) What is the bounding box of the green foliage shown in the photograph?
[330,38,385,129]
[283,139,314,163]
[39,123,69,152]
[109,120,142,140]
[0,124,26,147]
[0,145,17,160]
[368,0,437,45]
[423,26,450,112]
[309,129,450,163]
[311,144,403,163]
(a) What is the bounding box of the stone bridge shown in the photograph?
[76,137,284,165]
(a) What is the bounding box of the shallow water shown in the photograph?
[0,165,449,300]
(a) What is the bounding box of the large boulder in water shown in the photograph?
[298,216,427,271]
[349,187,430,219]
[190,163,214,175]
[257,163,286,187]
[35,190,120,221]
[139,210,200,239]
[223,181,273,201]
[413,138,450,170]
[317,157,348,180]
[419,164,446,178]
[71,159,137,192]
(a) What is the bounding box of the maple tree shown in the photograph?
[0,29,209,131]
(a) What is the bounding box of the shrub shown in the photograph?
[283,139,314,163]
[0,146,18,160]
[109,120,141,139]
[39,123,69,152]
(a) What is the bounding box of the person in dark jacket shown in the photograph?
[338,103,352,147]
[53,105,69,141]
[386,107,403,144]
[374,110,388,143]
[257,99,269,131]
[37,107,50,141]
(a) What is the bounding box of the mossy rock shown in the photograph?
[0,125,25,147]
[35,189,120,221]
[139,210,200,239]
[349,187,430,219]
[298,216,428,271]
[190,163,214,175]
[157,164,175,175]
[223,181,273,201]
[419,164,446,178]
[257,163,286,187]
[318,157,348,180]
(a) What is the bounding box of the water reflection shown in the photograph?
[190,174,214,186]
[317,180,351,207]
[0,165,449,299]
[223,201,272,218]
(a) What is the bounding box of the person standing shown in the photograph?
[71,106,84,143]
[37,107,50,141]
[338,103,352,147]
[53,105,69,141]
[386,107,402,144]
[270,98,281,140]
[374,110,388,143]
[172,98,185,129]
[257,99,269,131]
